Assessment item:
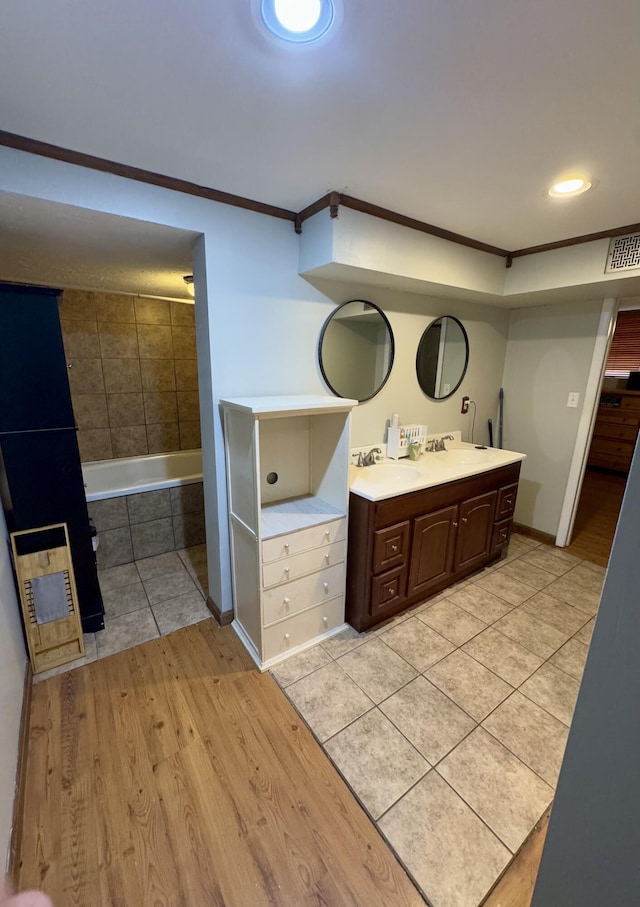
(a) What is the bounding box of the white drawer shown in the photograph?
[262,597,345,663]
[262,563,345,626]
[262,518,346,563]
[262,540,346,589]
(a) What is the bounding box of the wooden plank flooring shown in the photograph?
[564,467,626,567]
[17,620,423,907]
[482,810,550,907]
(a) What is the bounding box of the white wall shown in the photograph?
[501,299,604,535]
[0,508,27,869]
[308,278,511,448]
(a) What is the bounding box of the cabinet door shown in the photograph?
[407,505,458,598]
[454,490,497,572]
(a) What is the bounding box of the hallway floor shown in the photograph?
[272,532,601,907]
[34,544,210,683]
[564,466,627,567]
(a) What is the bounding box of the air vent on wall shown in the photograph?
[605,233,640,272]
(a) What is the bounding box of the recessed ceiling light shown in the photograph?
[547,177,593,198]
[261,0,335,43]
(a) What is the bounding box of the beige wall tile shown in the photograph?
[95,293,136,323]
[137,323,173,359]
[140,359,176,391]
[67,358,105,395]
[179,420,201,449]
[172,325,196,358]
[61,319,100,358]
[144,391,178,424]
[77,428,113,462]
[174,359,198,391]
[111,425,148,458]
[135,298,171,325]
[98,322,139,359]
[177,390,200,422]
[170,301,195,326]
[107,393,145,427]
[103,358,142,393]
[147,422,180,453]
[58,290,96,321]
[72,394,109,429]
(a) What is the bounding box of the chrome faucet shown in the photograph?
[426,435,454,452]
[363,447,382,466]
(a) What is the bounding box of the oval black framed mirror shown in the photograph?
[416,315,469,400]
[319,299,395,402]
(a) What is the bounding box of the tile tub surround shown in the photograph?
[59,289,200,462]
[34,544,210,682]
[89,481,205,567]
[273,531,600,907]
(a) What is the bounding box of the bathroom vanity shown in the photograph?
[346,445,525,631]
[221,395,357,670]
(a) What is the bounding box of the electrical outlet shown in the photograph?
[567,392,580,408]
[461,396,470,414]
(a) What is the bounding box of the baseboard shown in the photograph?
[513,522,556,546]
[8,659,33,885]
[206,594,233,626]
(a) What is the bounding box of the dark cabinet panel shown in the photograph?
[346,463,521,632]
[408,505,457,597]
[454,491,497,572]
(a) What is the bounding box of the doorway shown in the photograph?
[562,303,640,566]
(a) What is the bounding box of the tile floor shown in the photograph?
[34,544,210,682]
[271,532,601,907]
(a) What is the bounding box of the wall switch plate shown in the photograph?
[567,392,580,408]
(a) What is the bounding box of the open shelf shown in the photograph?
[261,495,345,539]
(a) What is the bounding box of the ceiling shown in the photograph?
[0,0,638,291]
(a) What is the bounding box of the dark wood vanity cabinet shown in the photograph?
[346,462,521,631]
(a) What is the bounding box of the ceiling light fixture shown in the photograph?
[547,177,593,198]
[261,0,335,43]
[183,275,195,298]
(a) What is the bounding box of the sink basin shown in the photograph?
[438,448,494,466]
[358,463,423,483]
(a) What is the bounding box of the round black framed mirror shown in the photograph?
[319,299,395,402]
[416,315,469,400]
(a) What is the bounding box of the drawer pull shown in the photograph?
[284,542,290,551]
[323,615,328,625]
[324,554,330,564]
[391,544,398,552]
[324,530,330,539]
[323,582,329,592]
[388,588,395,596]
[284,633,290,641]
[462,517,468,524]
[452,521,458,528]
[283,597,290,609]
[284,567,290,575]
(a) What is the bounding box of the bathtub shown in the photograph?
[83,449,203,502]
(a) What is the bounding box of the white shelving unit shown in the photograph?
[220,394,357,671]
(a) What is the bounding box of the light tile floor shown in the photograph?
[272,532,602,907]
[34,544,210,682]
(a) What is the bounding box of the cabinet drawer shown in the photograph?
[373,521,410,574]
[589,437,634,459]
[262,563,345,626]
[262,597,344,662]
[370,566,407,618]
[262,540,346,588]
[593,421,638,441]
[496,483,518,519]
[491,518,512,554]
[262,518,346,563]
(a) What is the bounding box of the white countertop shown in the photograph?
[349,442,526,502]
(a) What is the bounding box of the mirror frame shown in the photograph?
[416,315,469,400]
[318,299,395,402]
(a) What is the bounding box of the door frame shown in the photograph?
[556,298,619,546]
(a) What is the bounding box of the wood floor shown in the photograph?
[16,620,423,907]
[564,467,627,567]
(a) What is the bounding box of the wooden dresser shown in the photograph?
[588,390,640,474]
